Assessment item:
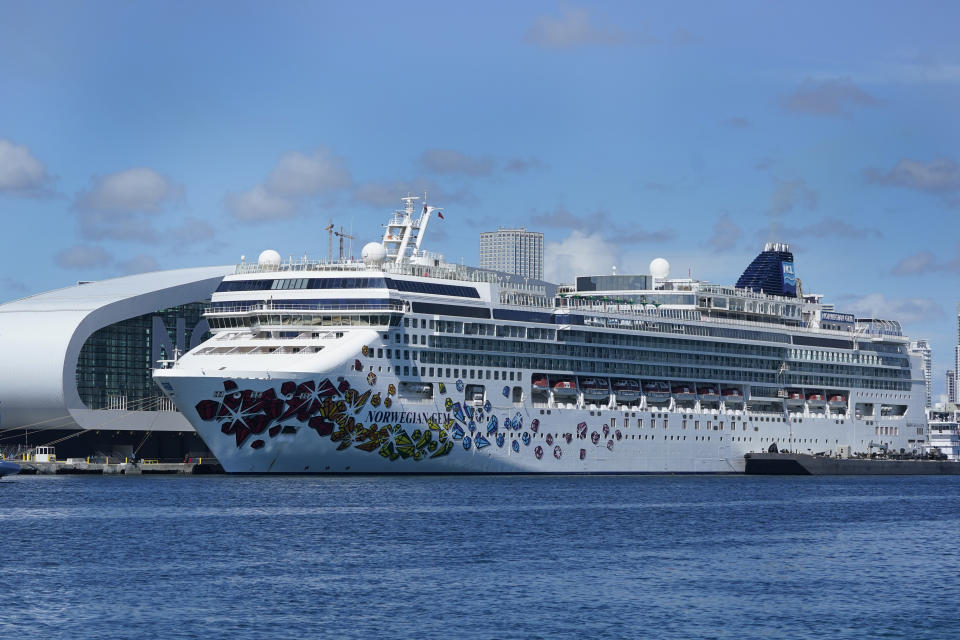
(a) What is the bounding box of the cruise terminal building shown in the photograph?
[0,266,231,459]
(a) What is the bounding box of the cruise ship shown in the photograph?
[154,197,927,473]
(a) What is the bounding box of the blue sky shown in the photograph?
[1,1,959,396]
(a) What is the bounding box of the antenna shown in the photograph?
[324,220,334,262]
[334,226,355,261]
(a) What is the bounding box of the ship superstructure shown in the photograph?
[154,199,927,473]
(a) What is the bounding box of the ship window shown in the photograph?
[429,367,434,376]
[386,349,392,358]
[404,350,409,359]
[404,318,409,327]
[494,371,499,380]
[403,366,409,376]
[446,368,451,377]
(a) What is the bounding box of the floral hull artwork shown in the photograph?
[187,367,632,472]
[194,377,456,463]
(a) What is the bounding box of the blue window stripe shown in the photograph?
[492,308,555,324]
[411,302,490,318]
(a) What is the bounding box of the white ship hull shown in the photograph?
[158,362,919,474]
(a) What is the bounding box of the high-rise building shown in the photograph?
[948,370,957,405]
[910,339,933,408]
[479,228,544,280]
[950,303,960,390]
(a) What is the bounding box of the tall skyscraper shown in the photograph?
[910,339,933,408]
[479,228,544,280]
[956,303,960,392]
[948,370,957,405]
[955,345,960,403]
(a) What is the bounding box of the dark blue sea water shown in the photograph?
[2,474,959,640]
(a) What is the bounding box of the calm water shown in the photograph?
[2,474,959,640]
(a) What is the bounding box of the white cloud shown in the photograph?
[891,248,960,275]
[225,185,298,222]
[707,213,742,252]
[74,167,182,213]
[866,157,960,192]
[352,178,477,208]
[504,157,547,173]
[781,78,879,117]
[836,293,943,326]
[0,139,56,197]
[54,244,112,269]
[265,148,352,197]
[526,8,630,48]
[117,254,160,275]
[167,217,217,247]
[769,179,818,215]
[226,147,352,222]
[420,149,494,177]
[545,231,621,283]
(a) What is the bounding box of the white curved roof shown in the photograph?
[0,266,232,431]
[0,266,231,311]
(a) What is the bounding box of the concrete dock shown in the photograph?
[14,460,223,475]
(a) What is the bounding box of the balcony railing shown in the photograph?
[205,301,406,315]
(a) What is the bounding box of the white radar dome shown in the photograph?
[361,242,387,266]
[649,257,670,280]
[258,249,282,270]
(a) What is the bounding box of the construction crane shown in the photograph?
[324,221,334,262]
[334,226,354,261]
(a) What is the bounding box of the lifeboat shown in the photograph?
[828,393,847,407]
[612,378,640,401]
[721,387,744,404]
[698,384,720,403]
[806,392,826,406]
[532,375,548,390]
[785,389,805,406]
[671,384,697,401]
[579,377,610,400]
[643,381,671,403]
[551,377,578,397]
